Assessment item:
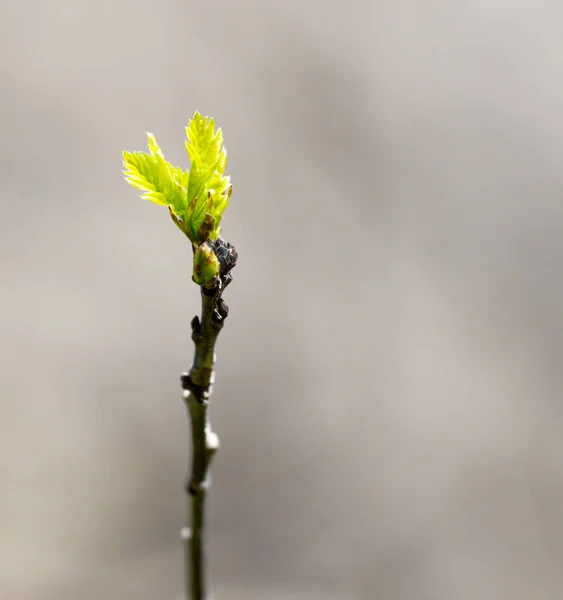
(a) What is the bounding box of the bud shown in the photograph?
[192,242,220,288]
[211,237,238,277]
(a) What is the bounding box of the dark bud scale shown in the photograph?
[211,237,238,277]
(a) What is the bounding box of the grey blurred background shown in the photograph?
[1,1,563,599]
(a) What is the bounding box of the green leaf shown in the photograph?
[122,133,188,218]
[185,112,231,241]
[185,113,225,169]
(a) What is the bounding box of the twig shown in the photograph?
[180,242,236,600]
[122,112,235,600]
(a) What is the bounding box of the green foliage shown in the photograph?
[122,134,189,217]
[122,112,231,244]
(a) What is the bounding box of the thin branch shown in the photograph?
[180,242,235,600]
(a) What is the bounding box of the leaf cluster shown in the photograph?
[122,112,231,244]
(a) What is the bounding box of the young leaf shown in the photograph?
[185,113,231,240]
[185,113,225,170]
[122,133,188,218]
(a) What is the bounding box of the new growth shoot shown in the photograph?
[123,112,237,600]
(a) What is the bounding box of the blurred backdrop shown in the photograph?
[2,1,563,599]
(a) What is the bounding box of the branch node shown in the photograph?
[188,479,210,495]
[202,285,219,298]
[181,374,210,404]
